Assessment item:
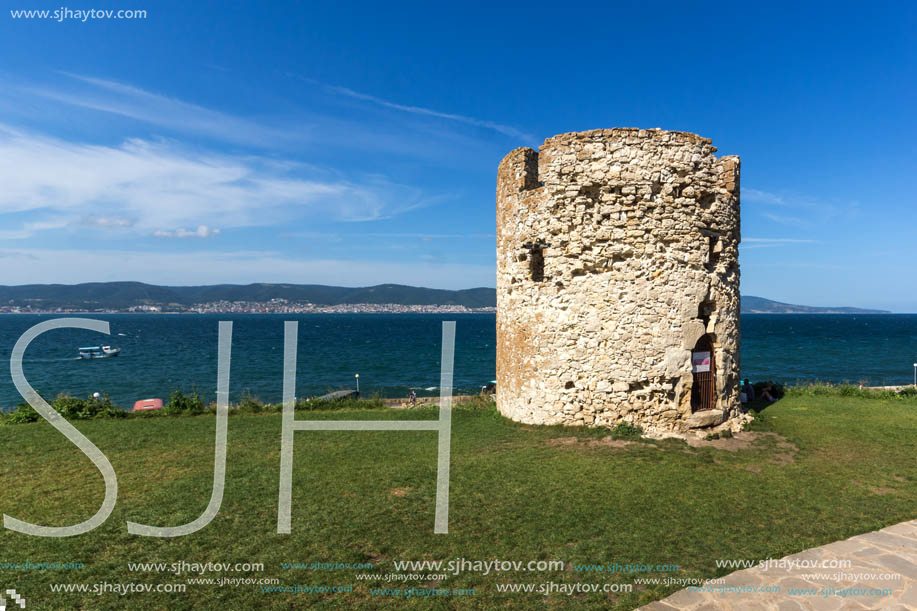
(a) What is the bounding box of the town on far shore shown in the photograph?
[0,298,496,315]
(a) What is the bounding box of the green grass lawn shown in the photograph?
[0,394,914,610]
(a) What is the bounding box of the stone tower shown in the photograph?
[496,128,741,436]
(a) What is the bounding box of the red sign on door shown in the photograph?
[692,351,711,373]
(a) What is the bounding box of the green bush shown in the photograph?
[51,393,126,420]
[295,396,385,411]
[164,390,205,416]
[52,395,86,419]
[611,421,644,440]
[899,386,917,397]
[460,395,496,410]
[5,401,41,424]
[236,393,265,414]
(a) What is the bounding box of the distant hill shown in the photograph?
[0,283,890,314]
[0,282,497,310]
[741,296,889,314]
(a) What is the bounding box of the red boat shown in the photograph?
[133,398,163,412]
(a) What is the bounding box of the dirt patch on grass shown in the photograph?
[770,453,796,466]
[544,436,639,449]
[545,431,798,463]
[368,553,388,564]
[685,431,798,454]
[870,487,896,496]
[851,479,898,496]
[685,431,758,451]
[545,437,581,446]
[684,431,799,466]
[587,437,639,448]
[390,488,410,497]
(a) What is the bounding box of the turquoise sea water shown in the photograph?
[0,313,915,409]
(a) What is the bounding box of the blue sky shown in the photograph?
[0,1,914,311]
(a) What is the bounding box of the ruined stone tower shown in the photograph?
[496,128,741,435]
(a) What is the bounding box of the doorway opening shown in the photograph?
[691,334,716,412]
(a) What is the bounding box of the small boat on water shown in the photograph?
[78,345,121,359]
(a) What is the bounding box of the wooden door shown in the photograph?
[691,334,716,412]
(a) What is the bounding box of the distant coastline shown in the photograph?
[740,296,890,315]
[0,282,892,315]
[741,311,893,315]
[0,304,496,315]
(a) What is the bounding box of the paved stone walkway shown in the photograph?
[642,519,917,610]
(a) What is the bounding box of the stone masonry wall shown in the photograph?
[496,128,741,436]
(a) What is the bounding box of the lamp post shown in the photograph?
[913,364,916,388]
[355,373,360,394]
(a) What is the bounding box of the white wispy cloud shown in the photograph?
[0,218,70,240]
[20,72,300,147]
[744,188,786,205]
[761,212,805,226]
[741,237,818,249]
[153,225,221,239]
[0,248,496,289]
[745,188,861,227]
[80,216,135,228]
[0,124,426,238]
[743,238,818,244]
[12,73,513,160]
[299,76,534,141]
[281,231,496,240]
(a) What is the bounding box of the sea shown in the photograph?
[0,313,915,410]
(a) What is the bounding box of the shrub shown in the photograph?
[51,393,126,420]
[164,390,205,415]
[295,396,385,411]
[51,394,86,419]
[236,394,265,414]
[838,384,860,397]
[5,401,41,424]
[460,395,496,410]
[611,421,643,440]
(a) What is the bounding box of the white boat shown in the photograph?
[78,345,121,359]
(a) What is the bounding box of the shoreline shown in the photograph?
[0,310,497,315]
[1,394,488,415]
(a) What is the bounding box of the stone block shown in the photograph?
[685,409,725,428]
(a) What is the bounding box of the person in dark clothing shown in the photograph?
[743,379,756,402]
[759,383,778,403]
